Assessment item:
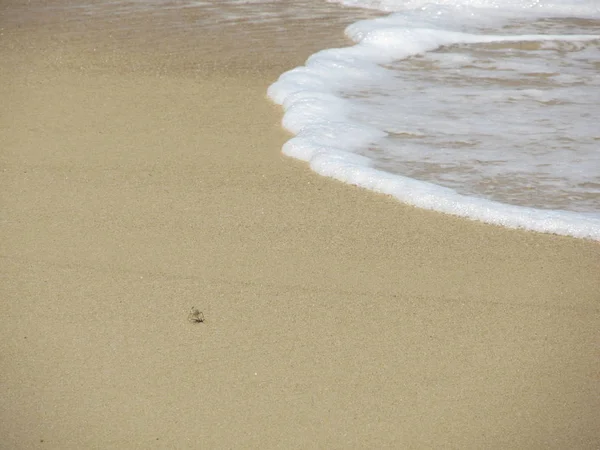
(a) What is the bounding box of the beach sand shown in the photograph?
[1,2,599,448]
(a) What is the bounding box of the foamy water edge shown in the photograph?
[268,2,600,241]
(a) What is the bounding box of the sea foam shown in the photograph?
[268,0,600,240]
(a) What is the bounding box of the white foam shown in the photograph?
[269,0,600,240]
[327,0,600,17]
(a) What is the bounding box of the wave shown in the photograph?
[268,0,600,240]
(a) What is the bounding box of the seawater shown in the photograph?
[268,0,600,240]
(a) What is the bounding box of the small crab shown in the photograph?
[188,307,205,324]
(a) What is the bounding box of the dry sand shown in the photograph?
[1,2,599,449]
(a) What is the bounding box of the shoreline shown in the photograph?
[267,14,600,242]
[1,2,599,448]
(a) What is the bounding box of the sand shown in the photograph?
[1,2,599,449]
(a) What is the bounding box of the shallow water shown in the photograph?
[352,18,600,213]
[269,0,600,239]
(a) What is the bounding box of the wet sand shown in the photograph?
[1,2,599,448]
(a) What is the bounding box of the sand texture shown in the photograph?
[1,2,599,448]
